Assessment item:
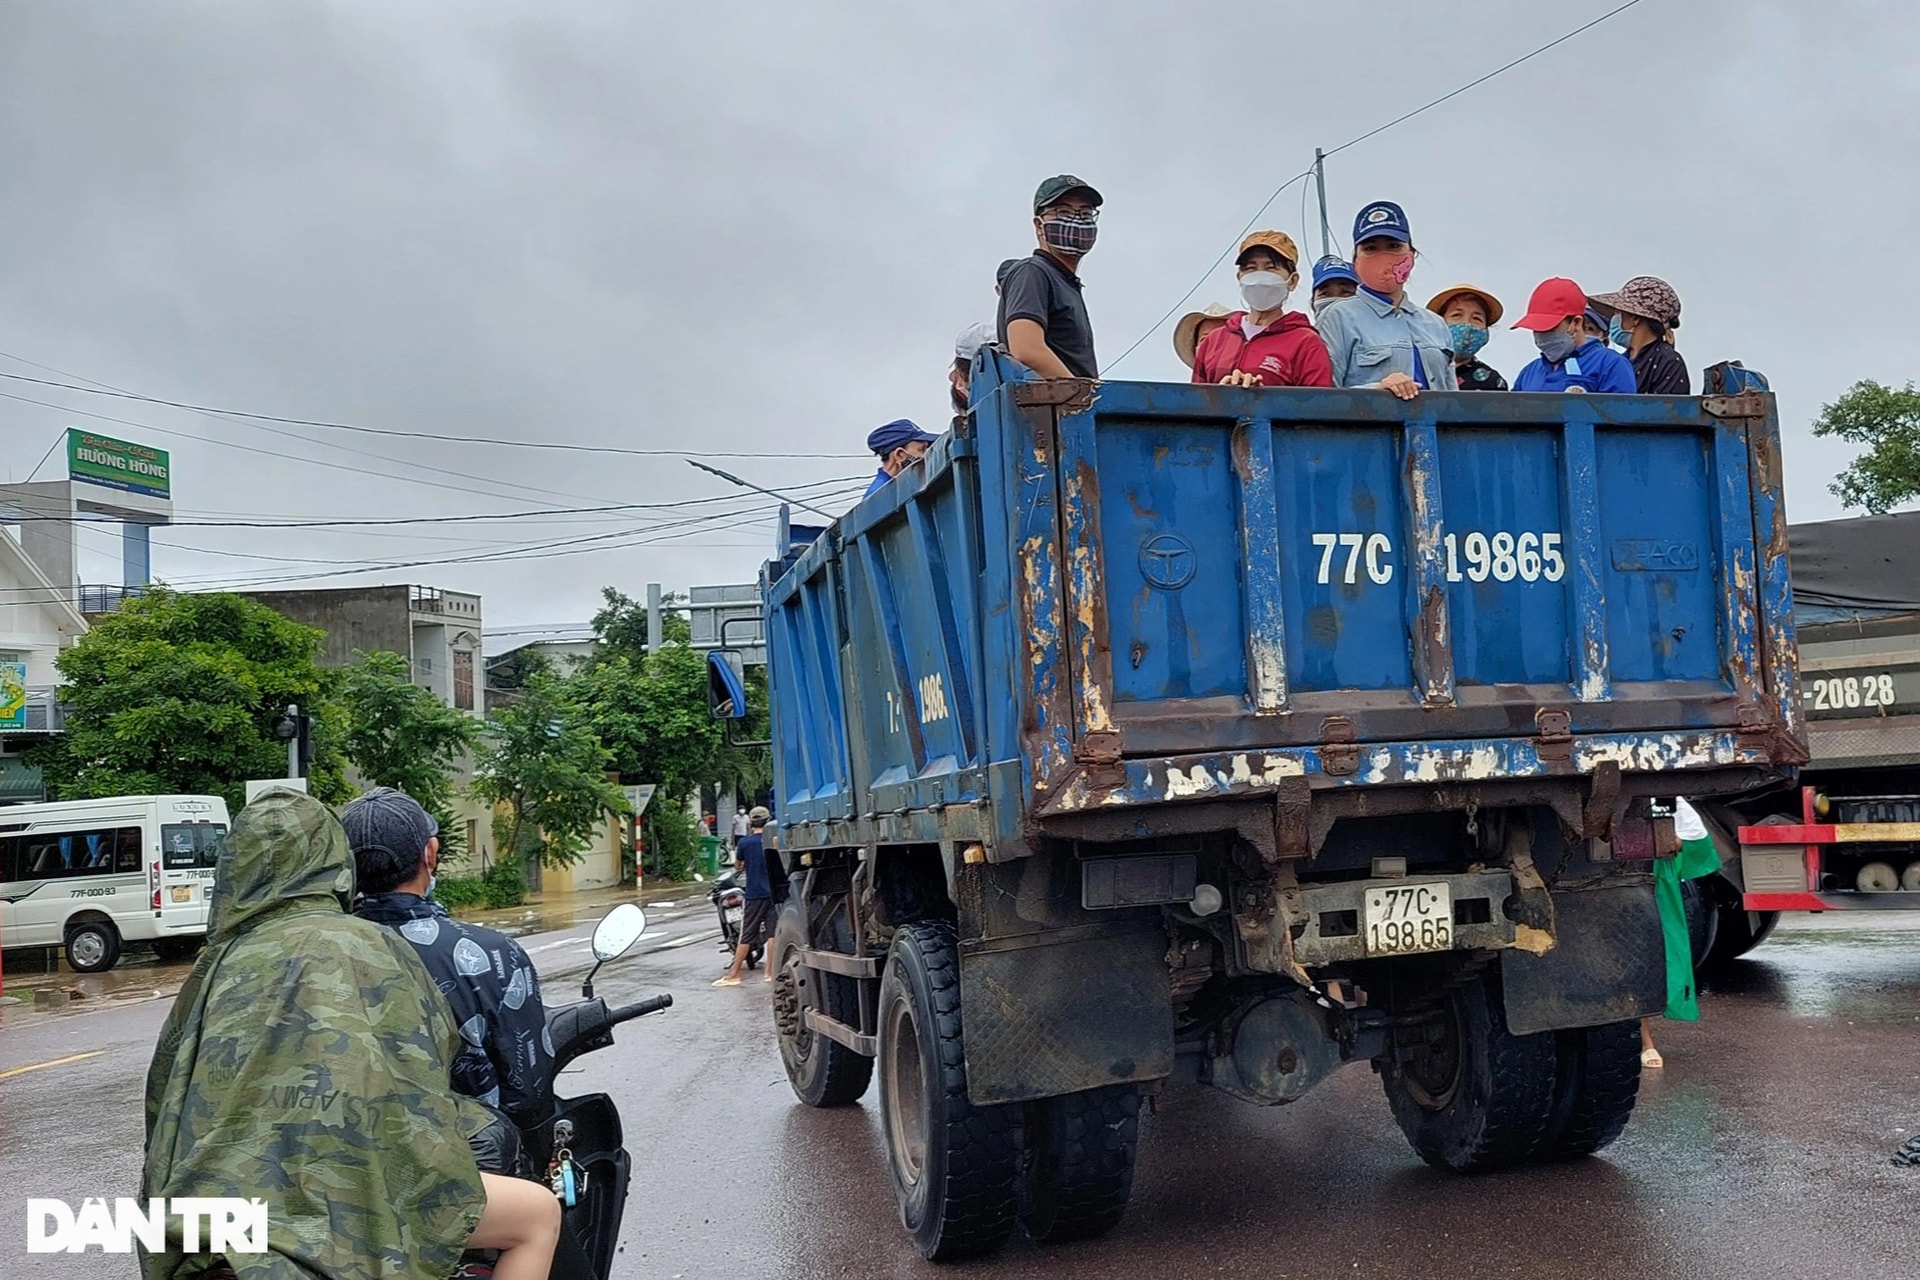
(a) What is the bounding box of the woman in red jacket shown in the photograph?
[1191,231,1334,388]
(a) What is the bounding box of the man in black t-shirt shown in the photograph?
[997,174,1102,380]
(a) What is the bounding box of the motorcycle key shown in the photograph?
[547,1145,586,1208]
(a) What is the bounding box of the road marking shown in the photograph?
[649,928,721,952]
[0,1051,104,1081]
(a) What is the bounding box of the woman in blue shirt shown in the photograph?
[1509,277,1637,394]
[1315,201,1456,398]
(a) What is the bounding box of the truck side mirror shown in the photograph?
[707,649,748,720]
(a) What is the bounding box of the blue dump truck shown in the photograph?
[708,351,1805,1261]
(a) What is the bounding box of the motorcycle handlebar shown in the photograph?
[612,993,673,1023]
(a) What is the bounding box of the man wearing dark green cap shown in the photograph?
[996,174,1102,379]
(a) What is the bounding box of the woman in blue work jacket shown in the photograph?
[1315,201,1456,398]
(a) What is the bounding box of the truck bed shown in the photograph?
[763,356,1805,859]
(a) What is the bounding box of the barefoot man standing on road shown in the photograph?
[715,807,776,986]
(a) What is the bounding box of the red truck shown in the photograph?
[1695,511,1920,962]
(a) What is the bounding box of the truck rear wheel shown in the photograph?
[772,900,873,1107]
[878,920,1020,1261]
[1536,1020,1642,1160]
[1380,969,1557,1172]
[1700,902,1779,970]
[1019,1083,1141,1243]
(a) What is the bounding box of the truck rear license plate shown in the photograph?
[169,886,193,903]
[1364,884,1453,956]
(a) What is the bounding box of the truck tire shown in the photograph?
[64,920,122,974]
[1380,969,1557,1173]
[1700,903,1779,970]
[878,920,1020,1261]
[1536,1020,1641,1160]
[772,900,873,1108]
[1019,1083,1141,1243]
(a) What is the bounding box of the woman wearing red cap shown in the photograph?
[1190,232,1333,389]
[1510,278,1637,394]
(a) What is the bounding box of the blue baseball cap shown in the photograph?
[1312,256,1359,289]
[1352,200,1413,247]
[1584,306,1608,330]
[867,419,939,456]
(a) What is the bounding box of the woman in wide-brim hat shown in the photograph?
[1173,303,1233,370]
[1426,284,1508,391]
[1587,275,1689,394]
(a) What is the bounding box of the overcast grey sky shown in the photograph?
[2,0,1914,643]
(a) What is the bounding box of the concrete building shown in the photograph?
[0,525,88,802]
[239,584,497,871]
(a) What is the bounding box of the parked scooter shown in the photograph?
[525,903,672,1279]
[707,867,762,969]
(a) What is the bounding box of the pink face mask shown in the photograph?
[1355,249,1414,294]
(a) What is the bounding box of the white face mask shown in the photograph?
[1239,270,1292,313]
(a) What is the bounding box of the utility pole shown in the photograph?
[646,583,663,655]
[1313,148,1333,260]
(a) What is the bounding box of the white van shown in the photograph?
[0,795,230,972]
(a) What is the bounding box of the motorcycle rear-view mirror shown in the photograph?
[582,904,649,1000]
[592,904,648,960]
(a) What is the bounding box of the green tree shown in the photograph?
[336,649,481,855]
[470,669,629,871]
[37,588,348,809]
[590,587,689,660]
[1813,379,1920,513]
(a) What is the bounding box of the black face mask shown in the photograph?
[951,387,968,414]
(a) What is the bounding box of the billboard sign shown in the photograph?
[67,429,171,499]
[0,662,26,730]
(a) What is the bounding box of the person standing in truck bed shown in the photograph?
[1191,231,1333,389]
[997,174,1102,379]
[1588,275,1690,394]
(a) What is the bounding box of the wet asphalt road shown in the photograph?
[3,906,1916,1279]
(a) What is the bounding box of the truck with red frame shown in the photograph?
[1695,512,1920,958]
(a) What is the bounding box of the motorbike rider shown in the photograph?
[714,807,777,987]
[141,788,558,1280]
[343,789,552,1127]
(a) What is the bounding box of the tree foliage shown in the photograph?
[1814,379,1920,514]
[336,649,481,852]
[590,587,690,658]
[37,589,348,810]
[470,669,629,871]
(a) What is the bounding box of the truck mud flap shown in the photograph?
[1501,882,1665,1036]
[959,926,1173,1105]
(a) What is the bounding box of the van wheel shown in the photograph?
[879,920,1020,1260]
[1380,968,1557,1172]
[772,900,873,1107]
[65,921,122,973]
[153,938,204,964]
[1019,1083,1142,1242]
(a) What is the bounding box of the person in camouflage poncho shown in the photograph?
[141,788,559,1280]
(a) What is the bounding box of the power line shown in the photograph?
[0,364,864,460]
[0,473,864,528]
[1319,0,1647,163]
[0,351,630,511]
[1105,0,1648,372]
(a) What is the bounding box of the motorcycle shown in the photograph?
[707,867,761,969]
[522,903,672,1280]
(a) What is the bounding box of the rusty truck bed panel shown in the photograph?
[762,355,1803,855]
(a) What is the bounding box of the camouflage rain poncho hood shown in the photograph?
[142,789,487,1280]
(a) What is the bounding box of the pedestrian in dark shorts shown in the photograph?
[715,808,776,986]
